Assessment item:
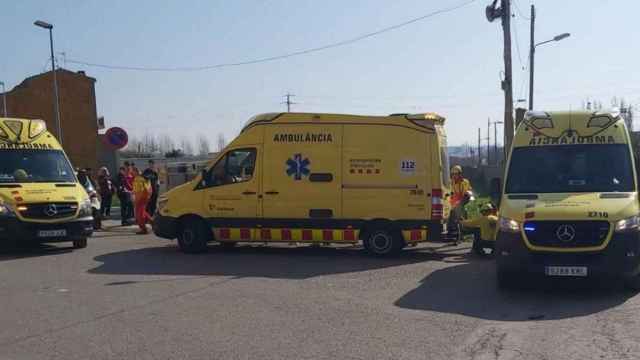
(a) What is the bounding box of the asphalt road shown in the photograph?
[1,222,640,360]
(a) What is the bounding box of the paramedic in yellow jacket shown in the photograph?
[462,203,498,255]
[450,165,472,208]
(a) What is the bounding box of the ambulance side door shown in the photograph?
[262,125,342,219]
[197,146,261,221]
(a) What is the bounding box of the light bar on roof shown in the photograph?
[587,116,612,128]
[29,120,47,138]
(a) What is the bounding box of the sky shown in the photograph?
[2,0,640,148]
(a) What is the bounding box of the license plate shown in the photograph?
[37,229,67,238]
[545,266,588,277]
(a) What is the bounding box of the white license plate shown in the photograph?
[37,229,67,238]
[545,266,588,277]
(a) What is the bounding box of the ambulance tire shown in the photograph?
[624,275,640,291]
[72,237,88,249]
[178,218,209,254]
[363,226,404,257]
[219,242,237,249]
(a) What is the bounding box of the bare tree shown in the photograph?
[158,134,175,154]
[197,134,211,156]
[142,132,159,153]
[217,133,227,152]
[181,136,195,156]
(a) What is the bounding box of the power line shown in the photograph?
[65,0,477,72]
[512,0,531,20]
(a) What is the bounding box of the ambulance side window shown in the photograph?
[199,148,256,189]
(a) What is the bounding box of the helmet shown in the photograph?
[481,203,495,212]
[451,165,463,175]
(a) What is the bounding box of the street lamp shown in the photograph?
[34,20,62,144]
[492,121,504,166]
[0,81,6,117]
[528,5,570,110]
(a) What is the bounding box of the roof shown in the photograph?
[241,112,445,133]
[6,68,96,93]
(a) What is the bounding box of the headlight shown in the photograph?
[78,198,92,217]
[157,197,169,212]
[0,203,16,217]
[615,215,640,232]
[498,216,521,233]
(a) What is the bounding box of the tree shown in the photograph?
[181,136,194,156]
[217,133,227,152]
[165,149,184,158]
[158,134,175,155]
[197,135,210,156]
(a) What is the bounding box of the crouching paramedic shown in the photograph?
[462,203,498,256]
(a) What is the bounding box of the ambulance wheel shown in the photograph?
[363,227,403,256]
[73,238,88,249]
[624,275,640,291]
[178,218,209,254]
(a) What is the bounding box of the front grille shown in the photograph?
[19,202,78,220]
[523,220,610,248]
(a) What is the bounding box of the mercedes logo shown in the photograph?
[44,204,58,217]
[556,224,576,243]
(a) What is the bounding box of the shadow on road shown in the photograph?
[0,243,73,261]
[88,244,455,279]
[394,259,636,321]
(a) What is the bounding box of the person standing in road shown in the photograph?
[132,166,152,234]
[97,167,114,218]
[125,162,135,220]
[117,166,134,226]
[143,160,160,216]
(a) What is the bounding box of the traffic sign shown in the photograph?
[104,127,128,150]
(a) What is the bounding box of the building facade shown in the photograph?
[1,69,99,170]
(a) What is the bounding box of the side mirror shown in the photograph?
[201,169,208,185]
[490,177,502,207]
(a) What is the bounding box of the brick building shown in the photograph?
[1,69,99,169]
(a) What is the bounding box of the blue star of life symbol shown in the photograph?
[286,153,310,180]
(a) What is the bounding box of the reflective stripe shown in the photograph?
[402,229,428,242]
[215,227,361,242]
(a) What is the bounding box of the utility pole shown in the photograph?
[493,121,503,166]
[487,118,491,166]
[502,0,514,158]
[528,4,535,110]
[477,127,481,167]
[282,93,296,112]
[485,0,514,160]
[0,81,6,117]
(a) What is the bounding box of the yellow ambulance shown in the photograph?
[0,118,94,248]
[495,110,640,288]
[153,112,452,255]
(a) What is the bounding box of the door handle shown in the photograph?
[242,191,257,195]
[265,191,279,195]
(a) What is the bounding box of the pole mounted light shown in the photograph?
[528,4,571,111]
[34,19,62,144]
[34,20,53,29]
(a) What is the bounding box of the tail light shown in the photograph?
[431,188,443,220]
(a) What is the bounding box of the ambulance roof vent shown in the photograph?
[241,112,283,132]
[406,113,445,127]
[593,108,621,119]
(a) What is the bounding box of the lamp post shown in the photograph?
[34,20,62,144]
[492,121,504,165]
[528,5,570,110]
[0,81,6,117]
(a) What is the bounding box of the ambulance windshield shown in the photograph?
[505,144,634,193]
[0,149,76,183]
